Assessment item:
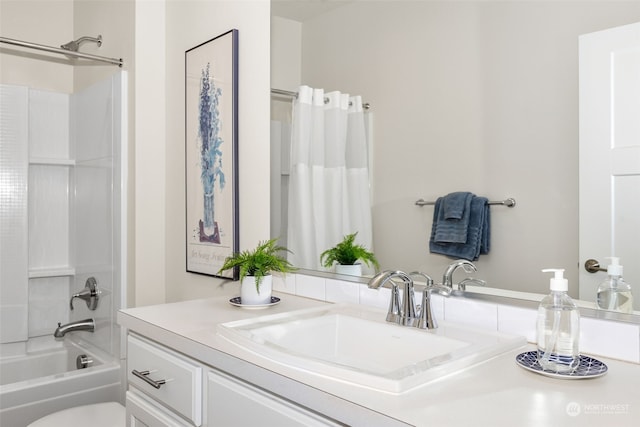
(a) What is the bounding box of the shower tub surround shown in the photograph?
[118,275,640,427]
[0,72,127,425]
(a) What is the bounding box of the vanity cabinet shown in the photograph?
[125,332,340,427]
[206,369,340,426]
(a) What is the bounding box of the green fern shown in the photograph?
[218,238,296,292]
[320,232,379,270]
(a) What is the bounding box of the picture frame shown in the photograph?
[185,29,239,279]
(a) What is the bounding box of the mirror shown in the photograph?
[270,0,640,311]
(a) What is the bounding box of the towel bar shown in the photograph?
[415,197,516,208]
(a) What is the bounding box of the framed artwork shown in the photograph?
[185,29,239,279]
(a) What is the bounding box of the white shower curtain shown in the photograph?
[287,85,373,271]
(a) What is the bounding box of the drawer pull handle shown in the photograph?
[132,369,166,389]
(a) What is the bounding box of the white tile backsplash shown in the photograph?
[444,297,498,330]
[272,273,295,294]
[580,317,640,363]
[497,305,538,343]
[326,279,359,304]
[295,274,326,300]
[359,286,391,310]
[287,273,640,364]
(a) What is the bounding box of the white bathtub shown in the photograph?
[0,338,122,427]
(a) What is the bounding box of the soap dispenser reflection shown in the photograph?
[596,257,633,313]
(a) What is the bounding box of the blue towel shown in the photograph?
[433,192,473,243]
[443,191,473,220]
[429,195,490,261]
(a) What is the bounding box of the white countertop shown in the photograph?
[118,291,640,427]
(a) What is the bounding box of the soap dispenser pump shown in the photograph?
[596,257,633,313]
[536,269,580,373]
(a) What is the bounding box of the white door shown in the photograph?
[579,22,640,311]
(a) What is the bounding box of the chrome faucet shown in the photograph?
[368,270,451,329]
[368,270,417,326]
[54,318,95,338]
[410,272,452,329]
[442,260,485,293]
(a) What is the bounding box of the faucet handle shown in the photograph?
[457,277,486,292]
[409,272,443,329]
[70,277,99,311]
[416,286,446,330]
[386,284,402,324]
[369,271,403,324]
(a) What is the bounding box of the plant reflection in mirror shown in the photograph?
[321,232,379,270]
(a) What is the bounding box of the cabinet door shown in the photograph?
[206,370,341,427]
[126,390,192,427]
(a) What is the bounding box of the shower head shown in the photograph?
[61,35,102,52]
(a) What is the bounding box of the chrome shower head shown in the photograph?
[61,35,102,52]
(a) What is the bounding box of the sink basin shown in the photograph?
[218,304,525,393]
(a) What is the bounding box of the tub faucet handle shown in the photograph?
[70,277,99,311]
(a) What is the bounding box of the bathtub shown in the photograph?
[0,338,122,427]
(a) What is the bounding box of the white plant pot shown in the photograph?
[335,264,362,276]
[240,275,273,305]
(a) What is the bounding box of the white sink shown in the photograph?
[218,304,525,393]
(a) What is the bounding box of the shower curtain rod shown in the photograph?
[0,36,123,67]
[271,87,371,110]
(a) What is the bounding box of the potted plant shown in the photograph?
[218,238,295,305]
[320,232,379,276]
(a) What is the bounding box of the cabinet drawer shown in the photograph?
[127,334,202,426]
[207,369,341,427]
[126,390,192,427]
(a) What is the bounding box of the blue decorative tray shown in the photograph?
[515,351,608,379]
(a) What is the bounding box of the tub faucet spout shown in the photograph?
[54,318,95,338]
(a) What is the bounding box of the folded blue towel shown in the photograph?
[429,195,490,261]
[443,191,473,220]
[433,192,473,243]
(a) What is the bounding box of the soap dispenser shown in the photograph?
[536,269,580,373]
[596,257,633,313]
